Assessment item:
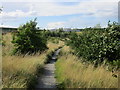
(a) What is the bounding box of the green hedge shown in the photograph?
[68,22,120,67]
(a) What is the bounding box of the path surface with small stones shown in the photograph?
[35,49,61,88]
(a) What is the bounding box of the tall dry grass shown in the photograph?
[0,44,2,89]
[2,33,13,56]
[55,46,118,88]
[0,30,2,89]
[3,53,46,88]
[47,40,64,51]
[2,33,64,88]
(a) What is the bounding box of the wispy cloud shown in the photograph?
[1,0,119,2]
[47,21,65,29]
[0,0,118,28]
[1,1,117,17]
[1,10,36,17]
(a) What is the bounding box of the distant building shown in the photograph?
[0,27,17,34]
[0,26,45,34]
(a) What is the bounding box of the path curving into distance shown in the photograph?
[35,48,61,88]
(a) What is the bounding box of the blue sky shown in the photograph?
[0,0,119,29]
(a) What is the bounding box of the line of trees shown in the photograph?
[43,28,71,38]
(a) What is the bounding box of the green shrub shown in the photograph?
[68,22,120,66]
[11,18,47,55]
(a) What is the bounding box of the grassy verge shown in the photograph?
[55,46,118,88]
[3,53,45,88]
[2,33,64,88]
[0,30,1,89]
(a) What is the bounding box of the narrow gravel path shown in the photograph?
[35,49,61,88]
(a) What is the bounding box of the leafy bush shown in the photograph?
[12,19,47,55]
[68,22,120,66]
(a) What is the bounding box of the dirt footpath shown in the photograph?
[35,61,56,88]
[35,49,61,88]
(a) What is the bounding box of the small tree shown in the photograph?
[12,18,47,55]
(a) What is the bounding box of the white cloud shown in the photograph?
[28,2,117,17]
[1,10,36,17]
[66,16,109,28]
[47,22,65,29]
[46,12,117,29]
[1,0,118,28]
[1,1,118,18]
[1,0,119,2]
